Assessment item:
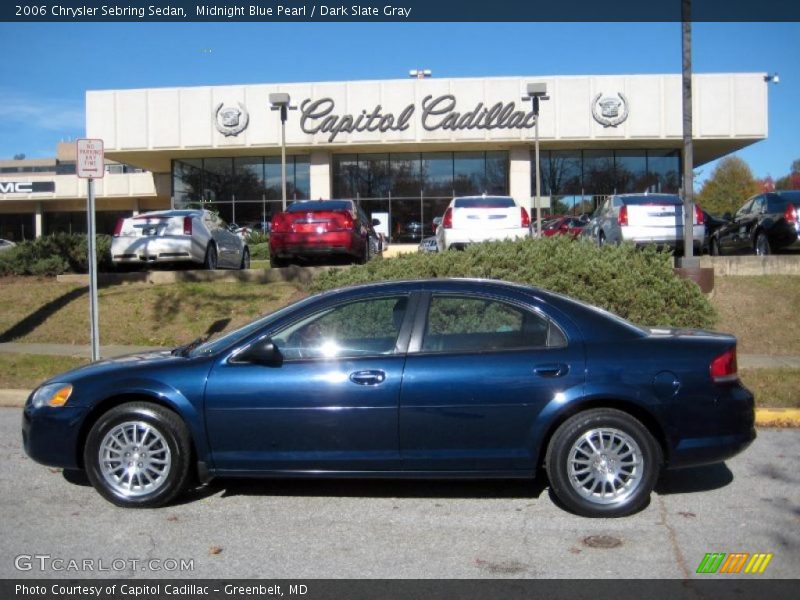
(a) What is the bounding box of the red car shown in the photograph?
[269,200,382,267]
[541,215,586,238]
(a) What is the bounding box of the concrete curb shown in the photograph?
[1,389,798,427]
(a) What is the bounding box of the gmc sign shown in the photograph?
[0,181,56,193]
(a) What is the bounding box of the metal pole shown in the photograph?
[681,0,697,265]
[280,106,288,211]
[87,178,100,362]
[534,96,542,237]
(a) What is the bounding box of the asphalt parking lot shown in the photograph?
[0,407,797,580]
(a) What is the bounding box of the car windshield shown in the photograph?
[287,200,352,212]
[188,295,320,357]
[454,197,515,208]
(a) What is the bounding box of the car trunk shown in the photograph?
[452,207,521,230]
[624,202,684,231]
[275,210,353,234]
[117,214,188,238]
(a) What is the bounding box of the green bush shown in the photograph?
[311,236,717,329]
[249,242,270,260]
[246,231,270,246]
[0,233,113,277]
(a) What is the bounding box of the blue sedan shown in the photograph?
[22,279,755,517]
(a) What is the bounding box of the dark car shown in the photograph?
[269,199,381,267]
[710,191,800,256]
[22,279,754,517]
[701,211,727,255]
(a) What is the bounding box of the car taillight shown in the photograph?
[694,204,705,225]
[336,211,354,230]
[183,216,193,236]
[520,207,530,228]
[785,203,798,224]
[442,208,453,229]
[710,347,738,383]
[618,205,628,227]
[271,213,290,233]
[113,218,124,237]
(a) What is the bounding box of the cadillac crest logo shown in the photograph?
[214,102,249,136]
[592,92,629,128]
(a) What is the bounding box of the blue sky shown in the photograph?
[0,22,797,186]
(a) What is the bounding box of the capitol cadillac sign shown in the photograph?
[214,92,630,141]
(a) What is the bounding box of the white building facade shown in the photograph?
[0,73,768,242]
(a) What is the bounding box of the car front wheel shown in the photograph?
[545,408,661,517]
[83,402,192,508]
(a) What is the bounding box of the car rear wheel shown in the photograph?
[356,239,370,264]
[598,232,606,247]
[710,238,721,256]
[269,254,289,268]
[83,402,192,508]
[545,408,661,517]
[204,244,218,270]
[240,247,250,270]
[755,232,771,256]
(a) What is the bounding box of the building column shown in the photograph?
[309,151,331,200]
[34,202,43,238]
[132,198,140,216]
[509,146,532,214]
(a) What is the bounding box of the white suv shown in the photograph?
[435,195,531,251]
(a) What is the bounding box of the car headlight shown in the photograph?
[31,383,73,408]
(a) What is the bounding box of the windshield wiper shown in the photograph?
[172,335,208,357]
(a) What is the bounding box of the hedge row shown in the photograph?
[0,234,113,276]
[311,236,717,330]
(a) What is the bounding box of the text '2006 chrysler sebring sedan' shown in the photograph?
[22,279,754,517]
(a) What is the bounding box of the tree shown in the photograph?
[775,159,800,190]
[696,156,760,215]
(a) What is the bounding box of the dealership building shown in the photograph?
[0,73,768,242]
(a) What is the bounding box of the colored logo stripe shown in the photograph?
[744,553,773,574]
[697,553,726,574]
[720,553,749,573]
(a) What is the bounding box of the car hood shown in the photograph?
[39,350,188,386]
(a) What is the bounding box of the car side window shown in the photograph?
[421,296,565,353]
[736,198,755,218]
[751,196,766,214]
[272,296,409,360]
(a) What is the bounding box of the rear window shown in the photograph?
[287,200,352,213]
[454,197,515,209]
[620,195,681,206]
[776,191,800,207]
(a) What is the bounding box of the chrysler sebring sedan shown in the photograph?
[22,279,754,517]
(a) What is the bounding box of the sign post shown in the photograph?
[76,139,104,362]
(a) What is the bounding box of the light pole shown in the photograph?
[524,83,549,237]
[269,93,295,211]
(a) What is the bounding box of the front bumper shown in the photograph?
[22,402,88,470]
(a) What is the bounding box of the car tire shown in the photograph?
[710,238,721,256]
[755,232,771,256]
[83,402,192,509]
[545,408,662,518]
[240,247,250,270]
[269,254,289,268]
[598,232,606,247]
[204,244,218,270]
[357,239,370,264]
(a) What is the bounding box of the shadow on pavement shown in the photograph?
[654,462,734,495]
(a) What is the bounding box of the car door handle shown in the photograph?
[349,370,386,386]
[533,363,569,378]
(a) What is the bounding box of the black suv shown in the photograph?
[710,191,800,255]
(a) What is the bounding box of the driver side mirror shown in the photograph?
[371,218,381,227]
[233,338,283,367]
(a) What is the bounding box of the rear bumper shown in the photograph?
[441,227,530,249]
[668,381,756,469]
[621,225,704,248]
[111,236,203,264]
[270,232,359,257]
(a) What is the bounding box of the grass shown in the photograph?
[712,276,800,356]
[0,277,304,347]
[0,353,89,389]
[740,368,800,409]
